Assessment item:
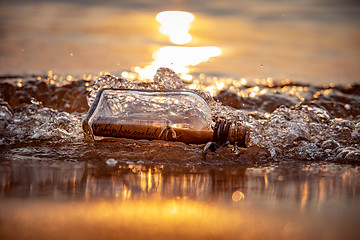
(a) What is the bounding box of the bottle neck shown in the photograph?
[213,120,249,147]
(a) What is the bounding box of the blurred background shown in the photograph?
[0,0,359,84]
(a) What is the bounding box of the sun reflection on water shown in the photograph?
[133,11,222,81]
[156,11,194,45]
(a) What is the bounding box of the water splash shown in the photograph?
[153,67,185,90]
[246,104,359,160]
[87,68,185,107]
[0,98,83,145]
[0,69,359,163]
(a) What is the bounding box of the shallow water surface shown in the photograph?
[1,150,360,240]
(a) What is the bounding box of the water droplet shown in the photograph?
[321,139,340,150]
[106,158,118,166]
[232,191,245,201]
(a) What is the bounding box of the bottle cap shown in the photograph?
[213,120,249,147]
[228,123,249,147]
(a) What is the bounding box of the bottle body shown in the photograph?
[83,88,249,147]
[83,89,214,143]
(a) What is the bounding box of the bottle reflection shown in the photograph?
[1,161,358,210]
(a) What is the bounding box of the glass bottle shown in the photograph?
[83,88,248,147]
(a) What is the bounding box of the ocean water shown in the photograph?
[0,0,360,239]
[1,0,359,84]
